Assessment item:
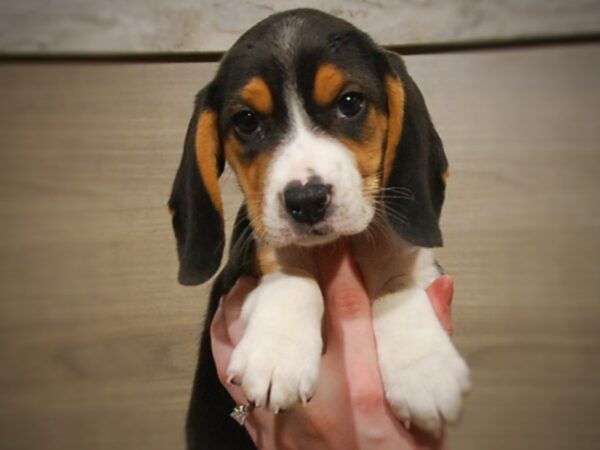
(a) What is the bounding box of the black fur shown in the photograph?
[186,205,258,450]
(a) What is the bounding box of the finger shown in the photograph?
[210,304,248,404]
[211,315,275,439]
[211,287,275,438]
[317,240,371,323]
[316,239,374,361]
[222,276,258,345]
[426,275,454,335]
[316,241,386,414]
[210,276,256,395]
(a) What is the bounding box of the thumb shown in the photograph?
[426,275,454,335]
[317,240,371,321]
[316,240,382,382]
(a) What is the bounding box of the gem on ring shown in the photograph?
[230,404,250,426]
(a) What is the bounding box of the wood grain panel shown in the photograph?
[0,45,599,450]
[0,0,599,54]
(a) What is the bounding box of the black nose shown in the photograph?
[283,180,332,225]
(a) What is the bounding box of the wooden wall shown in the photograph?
[0,2,599,450]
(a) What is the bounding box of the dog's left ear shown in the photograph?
[168,84,225,285]
[380,51,449,247]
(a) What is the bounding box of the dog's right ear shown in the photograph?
[168,84,225,285]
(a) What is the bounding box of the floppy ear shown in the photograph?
[381,51,449,247]
[168,85,225,285]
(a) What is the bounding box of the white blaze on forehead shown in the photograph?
[261,93,375,246]
[276,96,358,183]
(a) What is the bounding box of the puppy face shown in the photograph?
[169,9,448,285]
[222,59,393,248]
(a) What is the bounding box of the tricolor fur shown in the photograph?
[169,9,469,450]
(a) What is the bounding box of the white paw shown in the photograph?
[226,271,324,413]
[227,324,321,412]
[380,337,470,434]
[373,288,470,435]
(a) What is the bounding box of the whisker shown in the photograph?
[372,200,410,228]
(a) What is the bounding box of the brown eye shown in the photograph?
[337,92,366,118]
[232,110,260,135]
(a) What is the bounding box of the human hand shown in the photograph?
[211,242,454,450]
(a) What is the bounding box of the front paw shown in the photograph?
[373,287,471,435]
[226,272,324,413]
[227,325,322,412]
[379,335,470,434]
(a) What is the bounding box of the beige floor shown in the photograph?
[0,44,599,450]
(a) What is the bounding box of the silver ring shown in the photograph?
[230,404,251,426]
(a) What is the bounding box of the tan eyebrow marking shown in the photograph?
[313,63,346,107]
[240,76,274,115]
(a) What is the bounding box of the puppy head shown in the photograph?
[169,9,448,285]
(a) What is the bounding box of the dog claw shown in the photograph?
[227,374,241,386]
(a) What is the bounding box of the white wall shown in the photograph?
[1,0,599,54]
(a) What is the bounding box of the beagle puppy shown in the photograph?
[169,8,470,449]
